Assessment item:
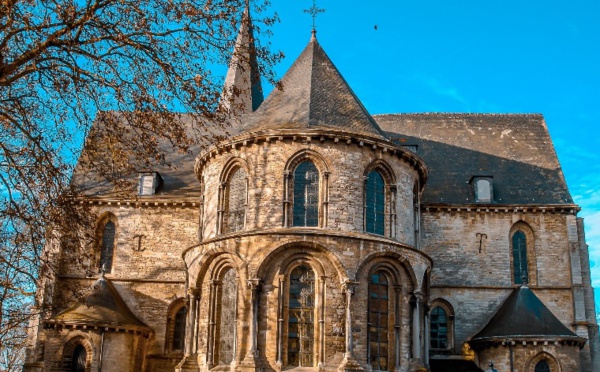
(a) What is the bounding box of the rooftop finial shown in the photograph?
[304,0,325,37]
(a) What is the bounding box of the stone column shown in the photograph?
[176,287,200,371]
[276,276,285,369]
[240,278,261,371]
[339,281,362,372]
[411,291,423,363]
[206,280,219,368]
[394,286,401,372]
[424,305,430,369]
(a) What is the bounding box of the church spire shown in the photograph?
[220,3,263,116]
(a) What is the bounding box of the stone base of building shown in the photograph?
[175,354,201,372]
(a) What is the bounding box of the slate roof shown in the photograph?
[71,112,208,199]
[46,276,151,335]
[237,34,388,140]
[220,4,263,114]
[469,286,583,343]
[375,113,574,205]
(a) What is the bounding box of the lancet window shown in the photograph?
[365,170,386,235]
[97,214,117,273]
[512,230,528,284]
[292,161,319,227]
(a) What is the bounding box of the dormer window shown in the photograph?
[472,176,493,203]
[138,172,162,196]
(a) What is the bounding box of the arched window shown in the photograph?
[166,300,187,353]
[98,217,116,273]
[216,268,237,365]
[368,271,389,371]
[512,230,528,284]
[293,161,319,227]
[535,360,550,372]
[71,344,87,372]
[365,170,385,235]
[62,337,91,372]
[223,167,247,234]
[430,306,448,350]
[288,265,316,367]
[172,307,187,351]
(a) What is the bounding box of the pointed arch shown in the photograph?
[509,220,537,285]
[95,213,117,273]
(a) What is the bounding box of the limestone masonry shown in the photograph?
[23,8,599,372]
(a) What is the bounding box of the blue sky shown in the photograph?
[255,1,600,304]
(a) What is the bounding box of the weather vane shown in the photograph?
[304,0,326,32]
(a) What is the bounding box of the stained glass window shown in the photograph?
[365,170,385,235]
[513,231,528,284]
[218,268,237,365]
[535,360,550,372]
[71,344,86,372]
[100,220,115,273]
[430,306,448,349]
[288,265,315,367]
[293,161,319,227]
[368,271,389,371]
[225,168,247,233]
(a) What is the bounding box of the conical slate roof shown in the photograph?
[220,5,263,114]
[239,33,387,140]
[470,286,582,342]
[47,276,151,334]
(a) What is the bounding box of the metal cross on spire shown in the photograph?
[304,0,326,33]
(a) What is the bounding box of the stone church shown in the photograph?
[23,8,599,372]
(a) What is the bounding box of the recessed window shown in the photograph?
[292,161,319,227]
[512,230,528,284]
[472,176,493,203]
[365,170,385,235]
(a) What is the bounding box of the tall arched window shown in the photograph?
[430,306,448,350]
[512,230,528,284]
[288,265,315,367]
[368,271,389,371]
[172,306,187,351]
[71,344,87,372]
[365,170,385,235]
[293,161,319,227]
[99,218,116,273]
[224,167,247,234]
[165,299,187,354]
[535,360,550,372]
[216,268,237,365]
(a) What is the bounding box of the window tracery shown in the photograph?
[293,161,320,227]
[287,265,316,366]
